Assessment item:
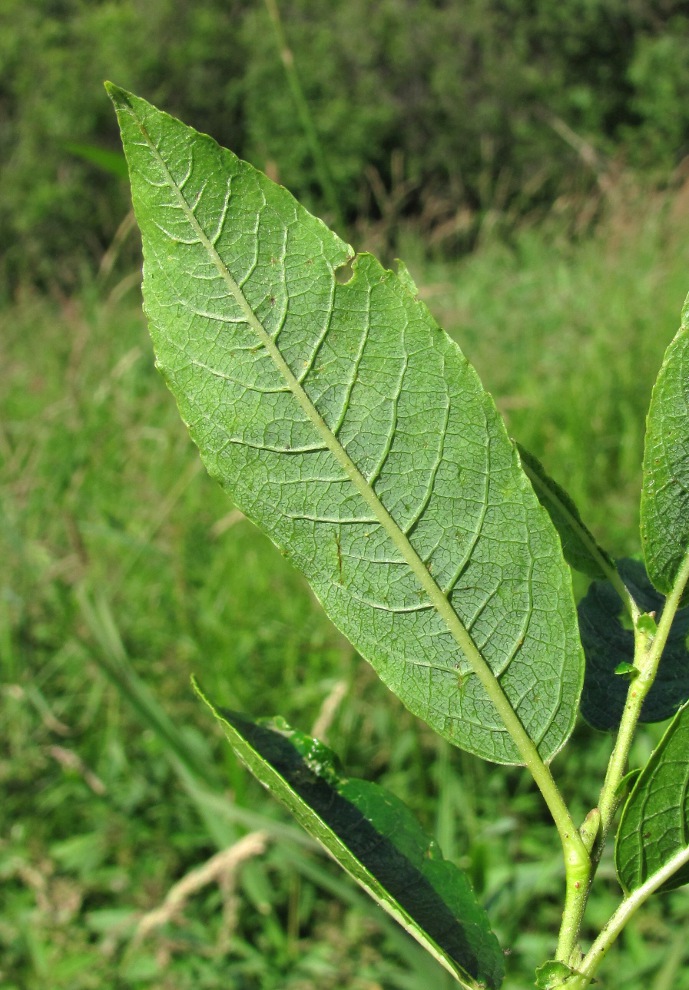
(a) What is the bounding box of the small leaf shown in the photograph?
[198,688,505,990]
[535,960,574,989]
[615,768,642,797]
[107,84,584,765]
[636,613,658,636]
[641,298,689,601]
[516,444,614,580]
[579,559,689,730]
[616,702,689,893]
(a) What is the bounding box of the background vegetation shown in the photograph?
[2,2,689,988]
[2,0,689,290]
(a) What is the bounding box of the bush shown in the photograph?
[2,0,689,291]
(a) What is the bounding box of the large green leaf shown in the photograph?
[641,297,689,599]
[616,702,689,894]
[199,690,504,989]
[108,84,584,765]
[578,558,689,730]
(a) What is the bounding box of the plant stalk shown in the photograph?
[564,844,689,989]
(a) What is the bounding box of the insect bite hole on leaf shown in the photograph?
[334,256,355,285]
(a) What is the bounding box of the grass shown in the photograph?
[2,188,689,989]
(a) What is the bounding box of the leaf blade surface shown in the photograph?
[200,690,505,989]
[616,702,689,893]
[108,84,584,764]
[641,298,689,599]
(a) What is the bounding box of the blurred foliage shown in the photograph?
[2,0,689,291]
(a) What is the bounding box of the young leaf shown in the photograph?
[579,559,689,730]
[616,702,689,894]
[516,444,614,580]
[641,298,689,601]
[107,84,584,765]
[535,960,574,989]
[198,689,505,990]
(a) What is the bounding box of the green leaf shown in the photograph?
[616,702,689,894]
[107,83,584,765]
[613,662,638,679]
[615,768,642,797]
[198,688,505,990]
[535,960,573,989]
[578,558,689,730]
[637,613,658,636]
[641,298,689,600]
[517,444,613,580]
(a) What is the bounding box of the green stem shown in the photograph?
[555,854,593,967]
[555,549,689,970]
[565,844,689,989]
[551,561,636,968]
[607,566,639,625]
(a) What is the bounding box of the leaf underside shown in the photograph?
[579,559,689,731]
[108,83,584,765]
[616,702,689,894]
[199,689,505,989]
[641,300,689,601]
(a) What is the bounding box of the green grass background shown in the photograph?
[2,188,689,989]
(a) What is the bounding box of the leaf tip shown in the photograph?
[191,675,216,715]
[104,81,133,110]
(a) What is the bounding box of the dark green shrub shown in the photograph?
[2,0,688,290]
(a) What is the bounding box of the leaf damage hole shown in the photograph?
[334,256,356,285]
